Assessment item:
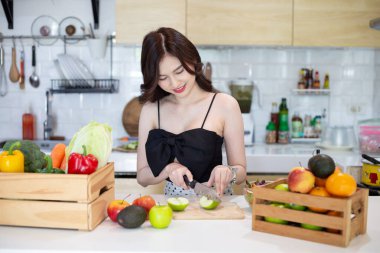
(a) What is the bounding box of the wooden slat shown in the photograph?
[0,163,114,203]
[253,220,345,247]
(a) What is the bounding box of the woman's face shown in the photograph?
[158,54,196,96]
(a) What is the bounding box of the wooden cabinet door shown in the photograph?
[187,0,293,46]
[115,0,186,44]
[294,0,380,48]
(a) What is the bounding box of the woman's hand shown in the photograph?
[207,165,233,196]
[164,162,193,189]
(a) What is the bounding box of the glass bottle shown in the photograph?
[278,98,289,144]
[323,73,330,89]
[270,102,279,140]
[312,70,320,89]
[291,112,303,138]
[22,113,35,140]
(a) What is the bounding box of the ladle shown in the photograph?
[9,37,20,83]
[29,45,40,88]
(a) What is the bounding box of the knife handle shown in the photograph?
[183,175,196,188]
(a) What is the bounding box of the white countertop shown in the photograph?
[110,143,363,174]
[0,189,379,253]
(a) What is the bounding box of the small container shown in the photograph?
[22,113,35,140]
[265,121,276,144]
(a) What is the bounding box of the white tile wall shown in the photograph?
[0,0,379,143]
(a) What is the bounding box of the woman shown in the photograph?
[137,27,246,196]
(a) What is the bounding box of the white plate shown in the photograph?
[315,142,354,151]
[57,54,95,87]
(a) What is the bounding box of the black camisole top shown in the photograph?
[145,93,224,183]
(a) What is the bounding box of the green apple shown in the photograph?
[199,196,220,210]
[149,204,173,229]
[264,203,288,224]
[300,222,323,231]
[167,197,189,211]
[274,183,289,192]
[285,203,306,211]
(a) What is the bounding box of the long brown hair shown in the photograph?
[140,27,213,103]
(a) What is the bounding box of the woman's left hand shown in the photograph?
[207,165,233,196]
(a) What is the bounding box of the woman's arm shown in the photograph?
[207,93,247,194]
[136,103,167,187]
[223,94,247,185]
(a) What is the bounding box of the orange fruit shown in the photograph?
[308,187,331,213]
[326,210,343,234]
[325,172,357,197]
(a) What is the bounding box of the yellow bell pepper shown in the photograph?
[0,141,24,173]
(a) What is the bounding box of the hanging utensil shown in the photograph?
[9,37,20,83]
[19,37,25,90]
[0,37,8,97]
[29,45,40,88]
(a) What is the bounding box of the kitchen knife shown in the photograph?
[183,175,221,202]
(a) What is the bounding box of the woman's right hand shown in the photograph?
[164,162,193,189]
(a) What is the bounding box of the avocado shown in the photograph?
[308,151,335,179]
[117,205,146,229]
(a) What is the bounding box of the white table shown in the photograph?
[0,193,379,253]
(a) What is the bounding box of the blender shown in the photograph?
[229,79,261,146]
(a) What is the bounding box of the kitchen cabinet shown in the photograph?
[115,0,186,44]
[187,0,293,46]
[293,0,380,48]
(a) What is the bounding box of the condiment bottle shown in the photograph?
[265,121,277,144]
[312,70,320,89]
[270,102,279,140]
[323,73,330,89]
[297,69,306,89]
[291,112,303,138]
[22,112,35,140]
[278,98,289,144]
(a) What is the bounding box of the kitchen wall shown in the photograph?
[0,0,379,143]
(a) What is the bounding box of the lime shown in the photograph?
[167,197,189,211]
[199,196,220,210]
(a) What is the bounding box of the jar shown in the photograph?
[265,121,276,144]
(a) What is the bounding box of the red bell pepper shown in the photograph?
[68,145,98,175]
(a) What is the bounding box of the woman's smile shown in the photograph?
[173,82,187,93]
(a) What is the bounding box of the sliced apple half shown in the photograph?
[199,196,220,210]
[167,197,189,211]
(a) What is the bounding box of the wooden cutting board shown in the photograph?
[173,201,245,220]
[122,97,143,137]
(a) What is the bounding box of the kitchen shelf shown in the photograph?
[292,89,330,96]
[50,79,119,94]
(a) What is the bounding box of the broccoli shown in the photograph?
[3,140,46,172]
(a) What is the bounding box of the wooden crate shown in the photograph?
[251,179,368,247]
[0,162,115,230]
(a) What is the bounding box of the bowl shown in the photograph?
[243,180,271,206]
[318,126,357,150]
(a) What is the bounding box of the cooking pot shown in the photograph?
[361,154,380,187]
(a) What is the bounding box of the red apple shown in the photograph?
[133,195,156,216]
[288,167,315,193]
[107,199,130,222]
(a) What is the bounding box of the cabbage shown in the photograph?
[66,121,112,170]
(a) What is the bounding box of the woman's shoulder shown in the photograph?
[140,101,157,118]
[214,92,239,111]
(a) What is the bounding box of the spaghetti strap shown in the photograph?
[157,100,161,129]
[201,93,217,128]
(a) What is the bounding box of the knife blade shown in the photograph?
[183,175,221,202]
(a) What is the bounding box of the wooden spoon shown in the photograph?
[9,47,20,83]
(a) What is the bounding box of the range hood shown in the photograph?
[370,18,380,30]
